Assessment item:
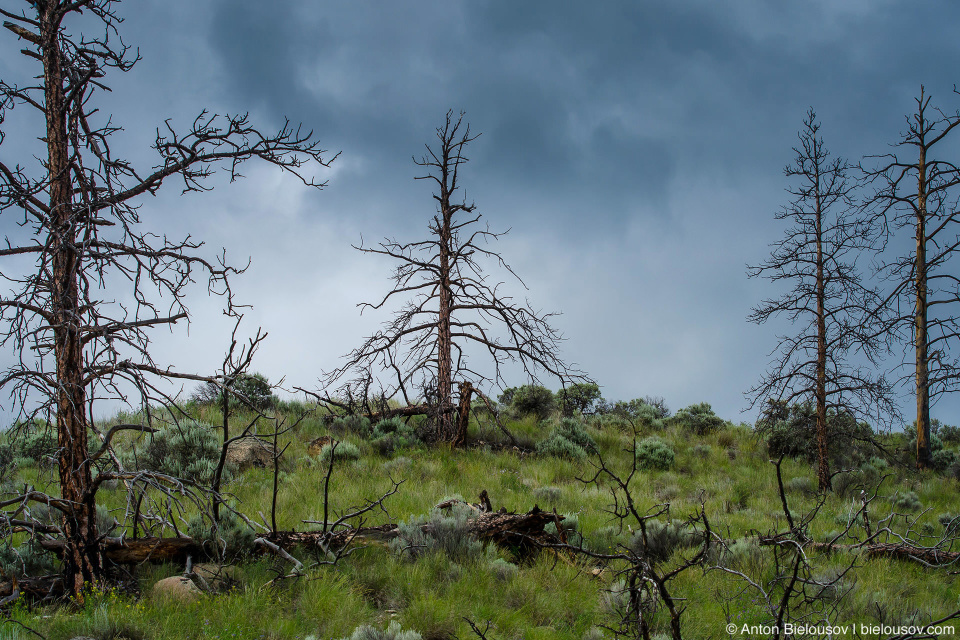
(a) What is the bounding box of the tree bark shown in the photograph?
[41,4,102,597]
[436,162,455,441]
[41,536,203,565]
[915,145,931,470]
[815,177,831,492]
[454,381,474,447]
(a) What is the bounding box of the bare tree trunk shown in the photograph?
[454,381,474,447]
[916,147,931,470]
[42,5,101,596]
[435,160,455,441]
[815,190,831,492]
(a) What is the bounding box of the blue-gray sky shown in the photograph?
[3,0,960,424]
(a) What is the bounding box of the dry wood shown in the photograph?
[801,540,960,565]
[40,536,203,564]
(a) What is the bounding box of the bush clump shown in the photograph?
[391,502,483,561]
[192,372,276,411]
[338,621,423,640]
[673,402,725,435]
[14,423,58,464]
[371,417,421,455]
[785,476,815,495]
[536,434,586,459]
[536,418,596,460]
[636,437,675,471]
[329,415,372,439]
[499,384,556,420]
[599,396,670,420]
[319,441,361,464]
[130,420,225,485]
[187,509,256,560]
[893,491,922,513]
[629,519,698,563]
[756,400,874,467]
[488,557,519,582]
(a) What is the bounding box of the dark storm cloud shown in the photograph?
[4,1,960,423]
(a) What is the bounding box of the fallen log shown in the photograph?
[360,403,457,423]
[0,575,62,601]
[805,541,960,565]
[266,506,563,556]
[759,535,960,566]
[41,536,203,564]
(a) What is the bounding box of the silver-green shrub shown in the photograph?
[636,437,675,471]
[129,419,225,485]
[629,519,697,563]
[391,502,482,561]
[339,621,423,640]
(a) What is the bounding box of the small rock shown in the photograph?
[153,575,202,602]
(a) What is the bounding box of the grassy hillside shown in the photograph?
[3,400,959,640]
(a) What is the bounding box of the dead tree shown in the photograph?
[320,111,585,443]
[0,1,333,597]
[747,109,895,492]
[863,86,960,470]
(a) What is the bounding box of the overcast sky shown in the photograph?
[3,0,960,425]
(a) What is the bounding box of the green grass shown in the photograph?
[3,405,960,639]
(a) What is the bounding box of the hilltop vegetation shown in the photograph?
[3,390,959,639]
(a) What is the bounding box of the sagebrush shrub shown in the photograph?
[932,449,958,473]
[0,539,56,577]
[629,519,697,563]
[938,513,960,536]
[588,525,623,555]
[371,417,420,455]
[319,441,361,463]
[489,557,518,582]
[832,471,861,499]
[673,402,725,435]
[391,503,482,561]
[636,437,675,471]
[555,418,595,450]
[536,418,595,460]
[536,434,585,460]
[187,509,256,560]
[16,426,58,464]
[329,415,372,438]
[339,621,423,640]
[756,400,874,467]
[130,420,225,484]
[718,538,765,575]
[545,512,582,545]
[692,444,712,458]
[893,491,922,512]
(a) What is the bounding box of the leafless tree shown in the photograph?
[319,110,585,444]
[0,1,333,597]
[747,109,895,492]
[864,86,960,470]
